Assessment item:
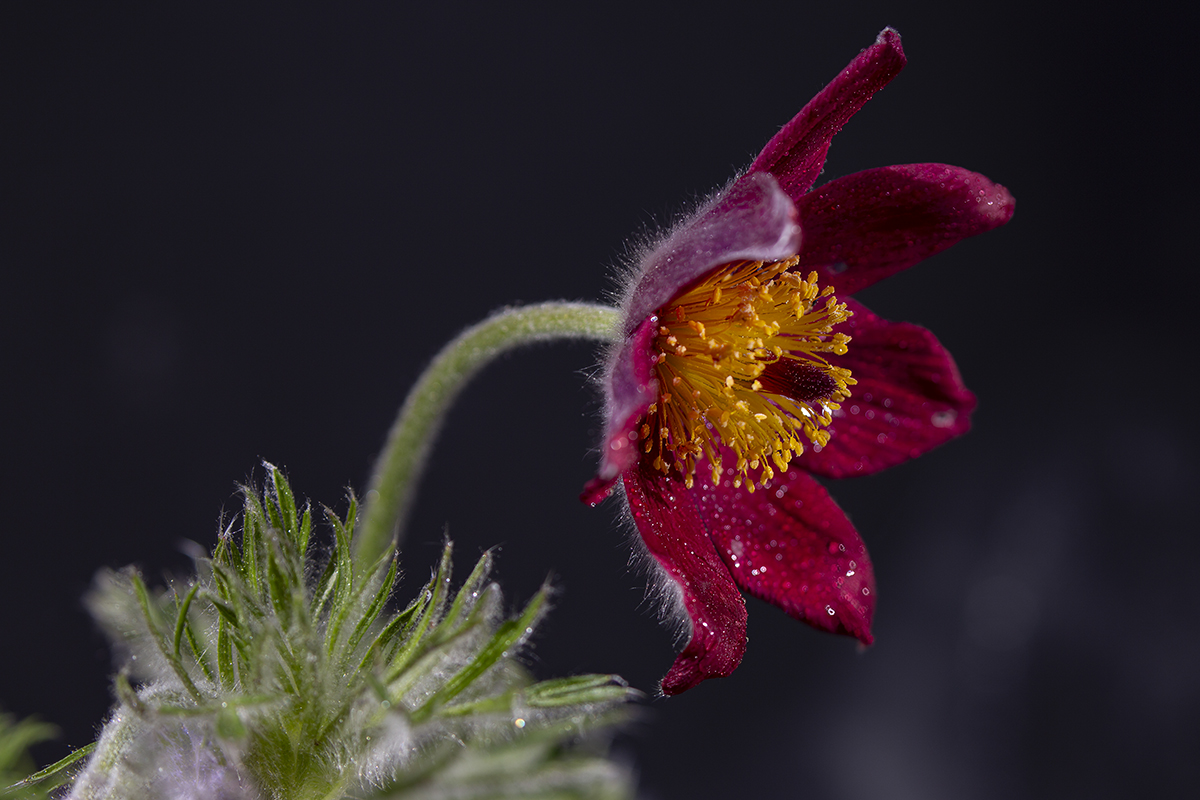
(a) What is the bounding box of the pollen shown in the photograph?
[642,256,856,490]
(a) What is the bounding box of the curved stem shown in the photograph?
[356,301,619,569]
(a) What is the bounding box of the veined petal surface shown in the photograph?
[623,459,749,696]
[798,163,1015,296]
[797,299,976,478]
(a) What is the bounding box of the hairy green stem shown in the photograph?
[356,301,619,568]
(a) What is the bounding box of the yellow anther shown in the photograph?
[639,256,854,489]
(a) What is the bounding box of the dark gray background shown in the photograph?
[2,2,1196,798]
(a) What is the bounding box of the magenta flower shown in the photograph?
[583,28,1014,695]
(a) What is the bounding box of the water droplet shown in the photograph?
[931,409,957,428]
[514,718,526,729]
[825,605,836,616]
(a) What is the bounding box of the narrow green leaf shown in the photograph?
[386,617,484,706]
[344,557,397,659]
[269,463,298,544]
[341,491,358,540]
[152,694,276,716]
[384,542,453,682]
[240,490,265,596]
[327,544,390,657]
[524,675,637,708]
[356,588,429,675]
[204,592,239,628]
[429,549,493,646]
[183,613,216,685]
[171,582,201,662]
[11,742,96,789]
[297,505,312,558]
[212,529,234,568]
[313,563,339,621]
[130,572,203,702]
[322,506,355,654]
[262,483,286,541]
[412,584,548,721]
[217,617,235,689]
[267,546,293,624]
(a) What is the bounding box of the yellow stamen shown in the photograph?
[642,256,856,489]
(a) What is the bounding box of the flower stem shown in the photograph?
[356,301,619,569]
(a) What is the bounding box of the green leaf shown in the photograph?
[10,743,95,791]
[327,544,391,659]
[171,582,201,662]
[384,542,453,682]
[130,572,203,702]
[266,544,294,624]
[355,587,429,675]
[297,505,312,560]
[240,489,269,596]
[343,556,398,660]
[321,506,356,654]
[410,583,548,722]
[268,463,298,546]
[429,549,493,646]
[216,618,235,689]
[524,675,637,708]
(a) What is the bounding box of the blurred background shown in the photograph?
[2,2,1196,798]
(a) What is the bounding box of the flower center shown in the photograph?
[641,256,856,491]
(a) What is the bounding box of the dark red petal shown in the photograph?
[597,175,802,491]
[693,458,875,644]
[623,458,748,695]
[748,28,906,198]
[592,317,659,492]
[798,163,1015,297]
[797,299,976,478]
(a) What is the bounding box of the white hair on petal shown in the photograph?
[609,482,693,651]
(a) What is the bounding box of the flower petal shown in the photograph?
[797,299,976,478]
[623,458,748,695]
[694,459,875,644]
[798,163,1015,297]
[586,317,659,503]
[748,28,907,198]
[595,173,801,495]
[619,172,800,336]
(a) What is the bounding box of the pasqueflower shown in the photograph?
[584,28,1014,695]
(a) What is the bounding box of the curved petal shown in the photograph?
[623,458,748,695]
[748,28,906,198]
[594,173,801,496]
[799,163,1015,297]
[694,457,875,644]
[797,299,976,478]
[586,317,659,501]
[618,171,800,336]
